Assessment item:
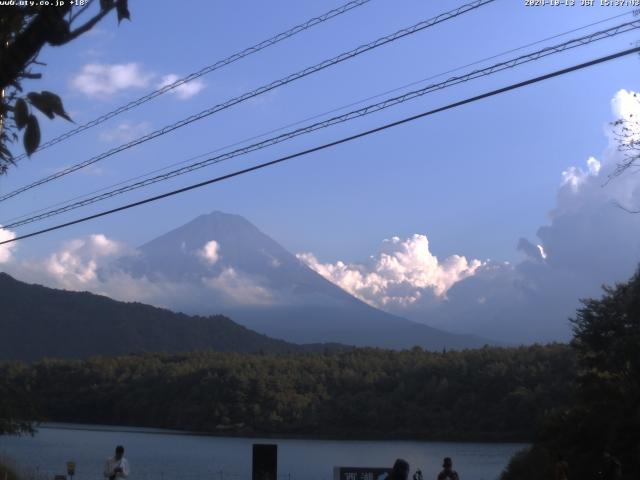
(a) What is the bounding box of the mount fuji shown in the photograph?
[114,211,495,350]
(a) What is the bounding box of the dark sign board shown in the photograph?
[252,444,277,480]
[333,467,392,480]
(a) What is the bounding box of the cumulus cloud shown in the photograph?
[99,121,152,143]
[44,234,124,288]
[199,240,220,265]
[427,90,640,342]
[295,89,640,344]
[0,226,16,264]
[6,233,273,311]
[561,156,601,192]
[71,63,153,97]
[299,234,482,309]
[611,89,639,128]
[158,74,205,100]
[517,238,546,263]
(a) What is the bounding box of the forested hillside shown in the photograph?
[0,273,330,360]
[1,344,574,441]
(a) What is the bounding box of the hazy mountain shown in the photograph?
[116,211,495,349]
[0,272,331,361]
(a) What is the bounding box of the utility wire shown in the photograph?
[0,0,495,203]
[2,45,638,246]
[12,0,373,161]
[4,8,632,227]
[3,18,640,230]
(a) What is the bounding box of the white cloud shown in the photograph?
[537,244,547,260]
[7,233,273,310]
[517,238,546,263]
[44,234,124,288]
[199,240,220,265]
[158,74,205,100]
[99,121,152,143]
[6,234,195,310]
[71,63,153,97]
[71,64,207,102]
[561,156,601,192]
[295,90,640,343]
[425,89,640,342]
[298,234,482,309]
[203,267,273,305]
[0,226,16,264]
[611,89,639,124]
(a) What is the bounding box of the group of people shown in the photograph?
[390,457,459,480]
[103,446,457,480]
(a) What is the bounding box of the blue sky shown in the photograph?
[1,0,639,267]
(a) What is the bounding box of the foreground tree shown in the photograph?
[0,1,129,433]
[610,92,639,182]
[0,0,130,173]
[0,362,36,435]
[501,268,640,480]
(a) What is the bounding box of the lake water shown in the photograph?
[0,424,525,480]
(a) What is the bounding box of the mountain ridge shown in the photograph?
[0,272,343,361]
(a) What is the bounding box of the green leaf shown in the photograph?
[22,72,42,80]
[14,99,28,130]
[116,0,130,23]
[27,91,72,122]
[27,92,54,119]
[40,91,72,122]
[23,115,41,156]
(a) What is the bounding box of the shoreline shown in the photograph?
[36,422,531,444]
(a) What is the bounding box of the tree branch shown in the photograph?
[69,0,97,24]
[64,5,114,44]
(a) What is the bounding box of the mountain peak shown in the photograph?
[112,212,497,350]
[119,211,354,307]
[138,210,267,256]
[193,210,252,225]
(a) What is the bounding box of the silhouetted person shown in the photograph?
[598,452,621,480]
[554,454,569,480]
[104,445,130,480]
[390,459,410,480]
[437,457,459,480]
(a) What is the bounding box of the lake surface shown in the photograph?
[0,424,525,480]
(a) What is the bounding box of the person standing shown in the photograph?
[104,445,130,480]
[598,451,621,480]
[437,457,459,480]
[390,459,410,480]
[554,454,569,480]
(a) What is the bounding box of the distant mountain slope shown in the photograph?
[116,211,496,350]
[121,211,361,305]
[0,273,318,361]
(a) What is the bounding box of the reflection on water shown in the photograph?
[0,424,525,480]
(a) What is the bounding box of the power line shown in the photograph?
[2,45,638,246]
[11,0,373,161]
[0,0,495,203]
[4,18,639,230]
[4,9,632,227]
